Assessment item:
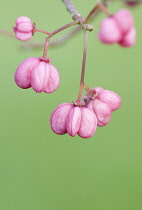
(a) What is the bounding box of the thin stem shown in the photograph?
[83,84,95,95]
[35,29,51,35]
[49,25,80,47]
[80,31,88,85]
[84,5,99,24]
[50,20,79,37]
[85,2,110,23]
[41,20,79,59]
[35,20,78,37]
[43,37,49,59]
[96,2,110,16]
[35,20,80,38]
[77,30,88,104]
[84,84,91,93]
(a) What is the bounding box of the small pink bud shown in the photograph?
[88,99,112,126]
[98,90,122,111]
[119,27,136,47]
[13,16,34,41]
[14,57,60,93]
[98,17,121,44]
[113,9,134,34]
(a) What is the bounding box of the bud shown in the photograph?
[13,16,34,41]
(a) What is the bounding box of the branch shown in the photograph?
[62,0,82,20]
[21,25,80,50]
[19,0,112,50]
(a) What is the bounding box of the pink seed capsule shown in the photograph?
[14,57,60,93]
[31,60,60,93]
[50,103,73,135]
[113,9,134,34]
[88,99,112,126]
[14,57,39,89]
[77,107,97,138]
[98,90,122,111]
[98,17,121,44]
[50,104,98,139]
[13,16,34,41]
[119,27,136,47]
[98,9,136,48]
[67,106,82,137]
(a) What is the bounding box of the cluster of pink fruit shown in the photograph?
[98,9,136,47]
[13,9,136,47]
[50,88,121,138]
[13,7,135,138]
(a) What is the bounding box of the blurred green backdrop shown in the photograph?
[0,1,142,210]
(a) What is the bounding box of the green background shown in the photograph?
[0,1,142,209]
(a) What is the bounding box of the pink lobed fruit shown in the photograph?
[13,16,34,41]
[67,106,82,137]
[113,9,134,34]
[50,103,97,138]
[98,17,121,44]
[98,90,122,111]
[31,60,60,93]
[118,27,136,47]
[14,57,60,93]
[77,107,97,138]
[98,9,136,47]
[88,99,112,126]
[14,57,39,89]
[86,87,122,126]
[50,103,74,135]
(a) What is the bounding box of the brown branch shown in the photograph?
[62,0,82,20]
